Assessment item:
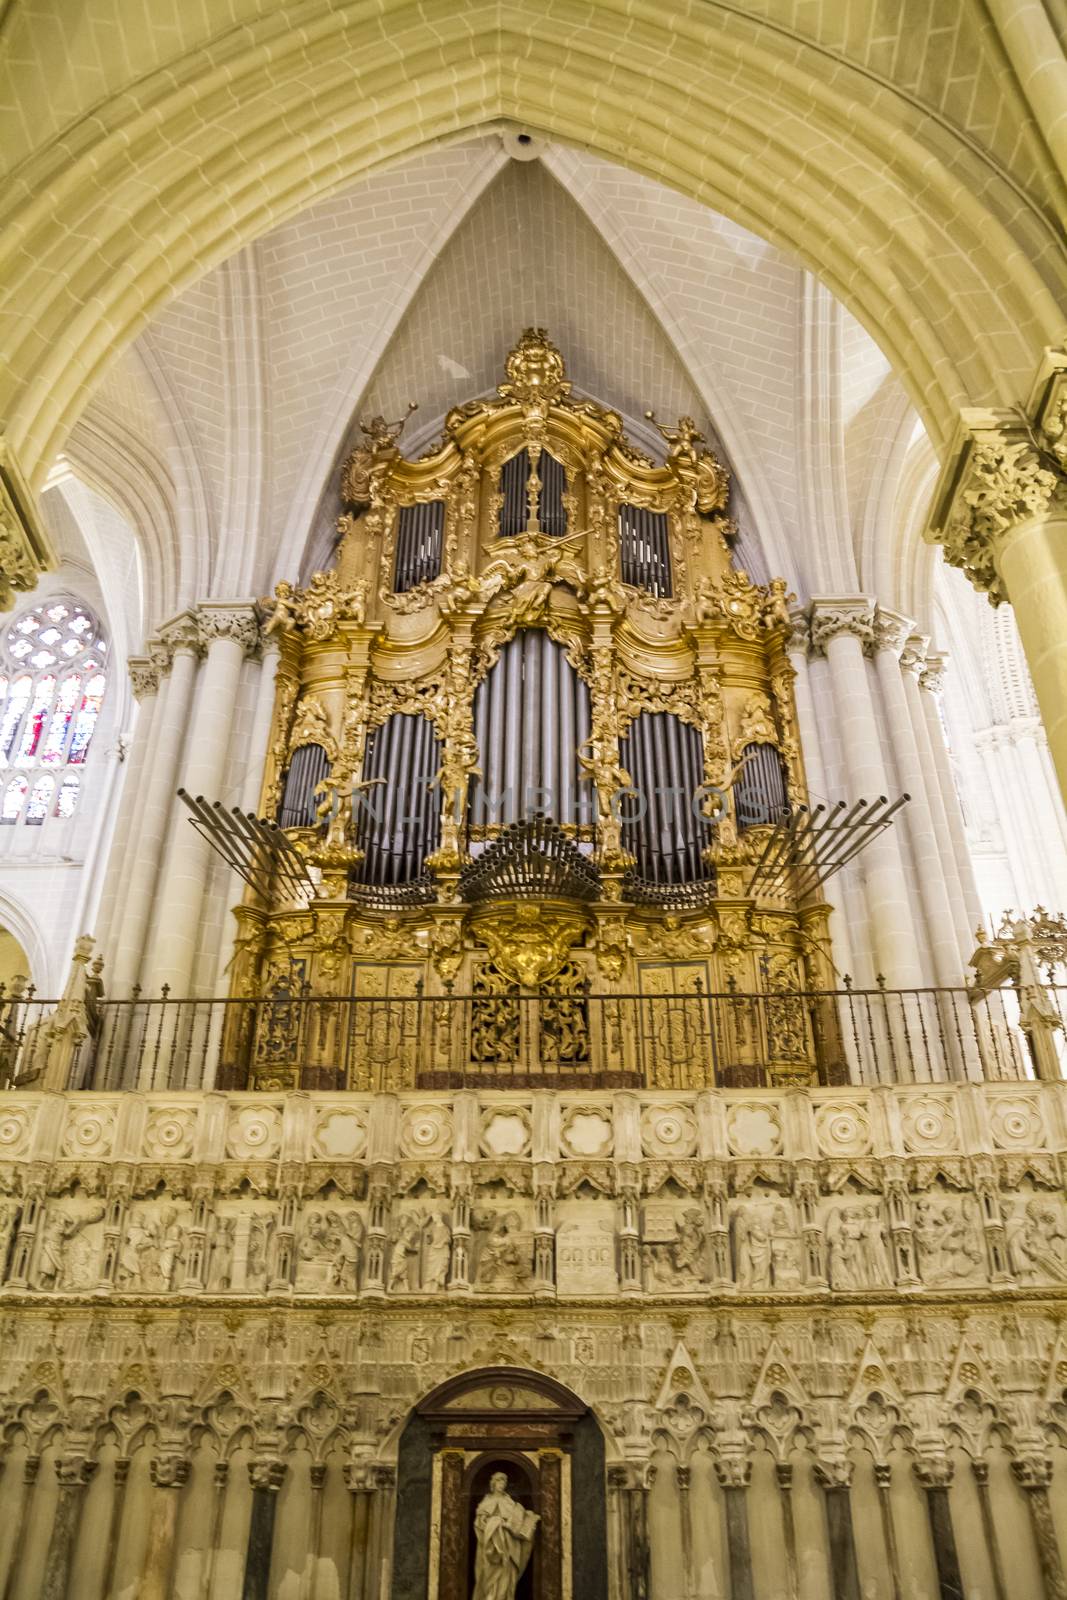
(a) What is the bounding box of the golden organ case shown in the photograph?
[226,331,843,1092]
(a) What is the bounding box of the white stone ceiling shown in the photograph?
[60,131,927,640]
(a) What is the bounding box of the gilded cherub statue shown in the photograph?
[340,403,417,506]
[480,531,586,626]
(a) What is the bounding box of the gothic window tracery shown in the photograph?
[0,599,107,825]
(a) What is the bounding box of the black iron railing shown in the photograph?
[0,982,1056,1095]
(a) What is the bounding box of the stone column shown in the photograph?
[40,1452,97,1600]
[810,601,923,987]
[774,1462,800,1599]
[917,654,984,934]
[1011,1455,1067,1600]
[241,1457,286,1600]
[873,1464,903,1600]
[109,614,200,998]
[141,1452,190,1600]
[872,609,963,988]
[100,1457,130,1599]
[240,638,281,813]
[96,653,162,968]
[913,1456,965,1600]
[143,602,259,1000]
[814,1461,861,1600]
[785,618,855,982]
[932,402,1067,808]
[1,1454,40,1600]
[366,1465,396,1600]
[200,1459,230,1600]
[714,1457,755,1600]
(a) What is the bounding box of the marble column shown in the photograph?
[913,1457,964,1600]
[143,602,259,1001]
[538,1449,564,1600]
[1011,1455,1067,1600]
[814,1463,861,1600]
[96,655,162,970]
[343,1462,374,1600]
[810,601,923,988]
[775,1461,800,1599]
[872,610,963,988]
[971,1461,1008,1600]
[241,1458,286,1600]
[990,509,1067,805]
[141,1453,190,1600]
[873,1464,903,1600]
[40,1452,96,1600]
[109,614,200,999]
[714,1458,754,1600]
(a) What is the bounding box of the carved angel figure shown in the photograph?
[261,580,299,636]
[341,403,417,505]
[481,532,586,626]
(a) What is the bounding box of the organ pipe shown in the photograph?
[357,712,440,884]
[472,631,590,827]
[392,501,445,591]
[620,712,712,884]
[277,743,330,829]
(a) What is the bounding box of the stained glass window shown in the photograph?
[0,601,107,825]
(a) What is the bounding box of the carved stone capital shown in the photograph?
[248,1457,287,1493]
[1011,1454,1053,1491]
[919,651,948,696]
[55,1453,97,1489]
[0,436,57,610]
[934,414,1067,605]
[197,601,261,658]
[713,1455,751,1490]
[127,656,160,700]
[913,1454,954,1490]
[809,598,875,655]
[156,611,202,664]
[813,1458,853,1491]
[150,1453,191,1489]
[871,607,914,659]
[786,607,811,657]
[900,633,929,678]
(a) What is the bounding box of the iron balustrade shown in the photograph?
[0,982,1060,1095]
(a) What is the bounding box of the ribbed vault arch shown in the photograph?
[1,0,1064,483]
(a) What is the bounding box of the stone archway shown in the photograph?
[3,1,1063,484]
[392,1367,607,1600]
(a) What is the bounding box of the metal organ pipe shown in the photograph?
[357,713,440,885]
[620,712,712,885]
[473,632,589,828]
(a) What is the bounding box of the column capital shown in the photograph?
[786,607,811,657]
[128,656,161,700]
[0,434,57,611]
[713,1454,752,1490]
[155,610,203,664]
[931,400,1067,605]
[872,606,915,658]
[55,1453,97,1489]
[809,597,875,655]
[913,1453,954,1490]
[919,650,948,695]
[1011,1453,1054,1491]
[196,600,261,658]
[150,1453,191,1489]
[248,1457,287,1492]
[813,1458,853,1490]
[900,633,929,678]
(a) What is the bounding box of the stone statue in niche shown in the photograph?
[472,1471,539,1600]
[0,1198,20,1278]
[913,1192,984,1285]
[733,1201,802,1289]
[475,1211,531,1289]
[423,1211,452,1291]
[296,1207,364,1291]
[118,1204,186,1291]
[208,1217,236,1291]
[388,1213,423,1292]
[826,1202,892,1290]
[34,1205,104,1290]
[1005,1197,1067,1282]
[644,1207,708,1287]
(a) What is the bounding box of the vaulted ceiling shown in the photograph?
[50,132,924,645]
